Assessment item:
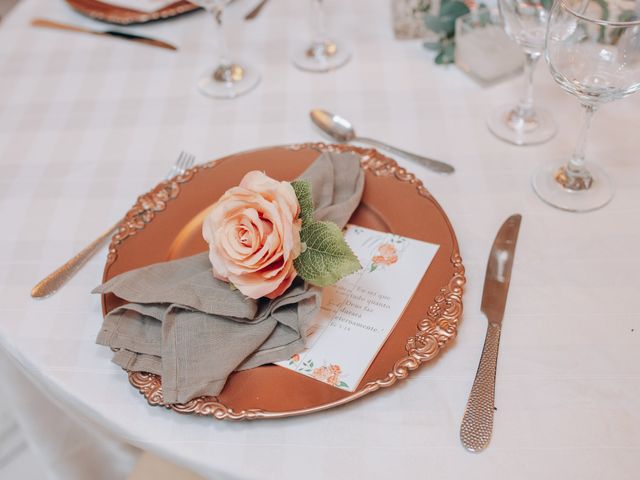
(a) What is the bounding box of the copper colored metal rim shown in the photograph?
[65,0,199,25]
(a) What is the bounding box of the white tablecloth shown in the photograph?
[1,0,639,479]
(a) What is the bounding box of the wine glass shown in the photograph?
[488,0,557,145]
[292,0,351,72]
[532,0,640,211]
[193,0,260,99]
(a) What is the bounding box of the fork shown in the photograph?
[30,151,196,298]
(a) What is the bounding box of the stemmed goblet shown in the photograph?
[488,0,557,145]
[192,0,260,98]
[292,0,351,72]
[532,0,640,211]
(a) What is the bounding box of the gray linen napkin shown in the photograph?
[94,151,364,403]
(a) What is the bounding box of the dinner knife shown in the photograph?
[460,214,522,452]
[30,18,177,51]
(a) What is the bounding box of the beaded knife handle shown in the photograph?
[460,323,502,452]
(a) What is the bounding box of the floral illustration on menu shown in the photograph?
[288,356,350,390]
[370,243,398,271]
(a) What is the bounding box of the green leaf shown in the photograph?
[294,221,362,287]
[434,41,455,64]
[438,1,470,37]
[291,180,314,225]
[423,40,442,51]
[425,15,447,34]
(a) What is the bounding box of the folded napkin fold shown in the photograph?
[94,151,365,403]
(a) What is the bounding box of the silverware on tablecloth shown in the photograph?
[460,214,522,452]
[309,109,455,174]
[30,18,178,51]
[245,0,270,20]
[30,152,196,299]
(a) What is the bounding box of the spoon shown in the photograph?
[309,109,454,174]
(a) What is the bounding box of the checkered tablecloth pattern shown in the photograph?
[0,0,639,479]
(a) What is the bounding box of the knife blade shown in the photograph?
[460,214,522,452]
[31,18,177,51]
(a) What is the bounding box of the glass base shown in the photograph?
[532,162,614,212]
[292,39,351,72]
[488,103,557,146]
[197,62,261,99]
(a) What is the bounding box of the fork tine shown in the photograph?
[184,153,195,170]
[166,153,180,180]
[177,151,187,172]
[177,151,195,174]
[166,151,189,180]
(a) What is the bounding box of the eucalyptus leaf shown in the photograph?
[423,40,442,50]
[294,221,361,287]
[438,1,470,37]
[425,15,447,34]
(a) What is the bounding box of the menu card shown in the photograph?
[277,225,439,392]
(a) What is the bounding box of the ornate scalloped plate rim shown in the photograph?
[105,143,466,420]
[65,0,199,25]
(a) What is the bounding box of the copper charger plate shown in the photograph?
[102,143,465,420]
[65,0,199,25]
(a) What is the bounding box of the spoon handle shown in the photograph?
[355,136,454,174]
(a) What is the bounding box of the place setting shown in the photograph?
[2,0,640,477]
[28,0,640,435]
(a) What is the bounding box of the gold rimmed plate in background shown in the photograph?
[65,0,199,25]
[101,144,466,420]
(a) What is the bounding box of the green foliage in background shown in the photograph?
[421,0,472,64]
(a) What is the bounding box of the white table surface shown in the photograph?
[1,0,639,479]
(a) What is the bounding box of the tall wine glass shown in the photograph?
[292,0,351,72]
[532,0,640,211]
[193,0,260,99]
[488,0,557,145]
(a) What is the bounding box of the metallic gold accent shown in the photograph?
[213,65,245,83]
[460,323,501,451]
[30,18,177,51]
[554,166,593,191]
[31,223,120,298]
[460,214,521,451]
[306,40,338,59]
[110,144,465,420]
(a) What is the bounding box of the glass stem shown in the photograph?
[311,0,327,43]
[212,6,231,67]
[570,103,595,170]
[517,52,540,116]
[557,103,597,191]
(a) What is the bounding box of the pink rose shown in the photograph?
[202,171,302,299]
